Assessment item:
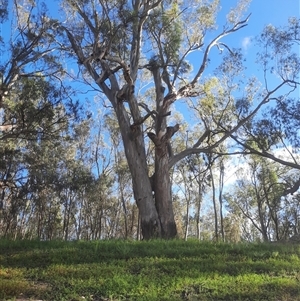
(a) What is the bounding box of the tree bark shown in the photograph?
[153,140,177,239]
[61,4,179,239]
[113,97,161,239]
[147,63,179,239]
[219,160,225,242]
[209,161,218,241]
[196,188,202,240]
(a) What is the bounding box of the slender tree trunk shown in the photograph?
[76,205,82,240]
[120,192,128,239]
[254,183,269,242]
[196,190,202,240]
[257,202,269,242]
[195,158,204,241]
[116,150,128,239]
[209,163,218,241]
[63,196,71,241]
[219,161,225,242]
[265,192,280,241]
[184,201,190,241]
[136,209,141,241]
[184,187,191,241]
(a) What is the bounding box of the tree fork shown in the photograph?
[148,124,179,239]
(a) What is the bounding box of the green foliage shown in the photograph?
[197,0,220,30]
[145,2,183,68]
[1,76,71,141]
[161,2,183,63]
[0,0,8,24]
[226,0,251,24]
[1,239,300,300]
[2,0,300,242]
[226,156,296,242]
[257,17,300,90]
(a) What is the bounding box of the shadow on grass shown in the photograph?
[1,239,300,301]
[1,239,299,271]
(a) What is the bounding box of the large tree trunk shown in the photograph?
[153,141,177,239]
[112,95,161,239]
[147,63,179,239]
[63,12,177,239]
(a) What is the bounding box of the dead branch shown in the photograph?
[283,179,300,195]
[131,110,158,128]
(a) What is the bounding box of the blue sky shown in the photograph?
[1,0,299,208]
[2,0,298,91]
[222,0,299,39]
[175,0,300,119]
[220,0,299,78]
[1,0,299,125]
[206,0,299,70]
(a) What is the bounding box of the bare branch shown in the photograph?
[282,179,300,195]
[169,146,213,169]
[230,134,300,170]
[192,129,211,148]
[169,79,293,169]
[164,124,179,140]
[70,1,96,34]
[0,124,17,132]
[191,15,250,86]
[138,103,157,121]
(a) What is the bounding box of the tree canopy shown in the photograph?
[0,0,299,240]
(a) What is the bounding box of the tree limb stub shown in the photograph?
[131,110,157,128]
[148,124,179,147]
[147,132,160,146]
[96,65,123,84]
[163,124,180,141]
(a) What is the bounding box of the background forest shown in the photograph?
[1,0,300,242]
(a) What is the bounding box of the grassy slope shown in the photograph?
[0,239,300,301]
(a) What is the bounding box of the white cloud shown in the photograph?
[241,36,252,52]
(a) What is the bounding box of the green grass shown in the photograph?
[0,239,300,300]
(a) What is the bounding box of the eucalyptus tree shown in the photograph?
[0,0,65,109]
[226,155,299,242]
[50,0,300,239]
[229,18,300,181]
[53,0,253,239]
[173,158,195,240]
[222,214,242,243]
[0,0,86,239]
[188,154,210,240]
[0,0,74,209]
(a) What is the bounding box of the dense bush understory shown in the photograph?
[0,239,300,301]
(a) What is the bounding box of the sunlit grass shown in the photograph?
[0,239,300,300]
